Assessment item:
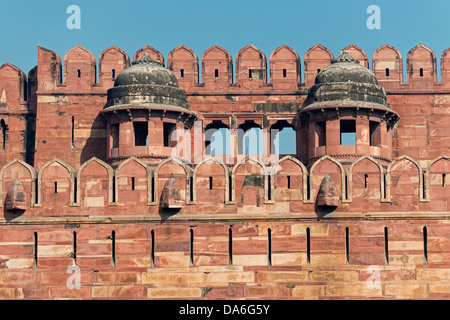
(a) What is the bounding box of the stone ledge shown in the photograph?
[0,211,448,226]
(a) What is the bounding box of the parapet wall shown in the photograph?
[1,154,448,217]
[29,43,450,93]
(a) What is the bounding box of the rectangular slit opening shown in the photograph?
[364,174,368,189]
[77,70,81,78]
[287,175,291,189]
[33,232,38,268]
[190,176,194,202]
[131,177,135,191]
[228,226,233,265]
[74,177,78,204]
[111,230,116,267]
[306,175,311,201]
[249,69,253,79]
[151,177,155,202]
[190,228,194,267]
[423,226,428,264]
[214,69,219,78]
[73,231,77,265]
[345,227,350,264]
[35,179,39,205]
[180,69,184,78]
[150,229,155,268]
[423,173,426,199]
[345,175,348,199]
[112,69,116,79]
[420,68,424,77]
[443,174,446,188]
[306,227,311,265]
[385,68,390,77]
[209,177,213,190]
[268,228,272,266]
[112,175,116,203]
[283,69,287,78]
[229,174,233,202]
[54,181,58,194]
[384,227,389,265]
[71,116,75,149]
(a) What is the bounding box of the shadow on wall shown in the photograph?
[80,114,107,164]
[314,201,337,218]
[3,207,25,222]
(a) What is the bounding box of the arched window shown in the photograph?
[270,120,296,155]
[204,121,230,155]
[238,120,263,155]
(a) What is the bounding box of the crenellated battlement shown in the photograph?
[23,43,450,94]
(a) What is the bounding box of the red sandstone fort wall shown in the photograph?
[0,43,449,300]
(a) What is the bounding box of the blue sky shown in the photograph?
[1,0,450,80]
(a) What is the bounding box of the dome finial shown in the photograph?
[133,52,161,66]
[333,51,359,64]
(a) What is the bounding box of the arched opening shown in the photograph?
[237,120,263,155]
[270,120,296,155]
[204,121,230,155]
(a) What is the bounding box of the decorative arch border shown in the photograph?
[76,157,115,206]
[192,157,230,204]
[386,154,426,202]
[308,155,347,204]
[154,157,193,206]
[230,156,270,204]
[425,154,450,201]
[37,158,76,206]
[269,155,309,203]
[347,155,386,202]
[0,159,37,207]
[115,157,153,206]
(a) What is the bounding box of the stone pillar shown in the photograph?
[119,121,134,156]
[148,117,163,147]
[326,119,340,154]
[356,117,370,154]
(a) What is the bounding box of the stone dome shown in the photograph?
[304,51,387,107]
[104,53,190,112]
[114,53,179,88]
[315,51,378,85]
